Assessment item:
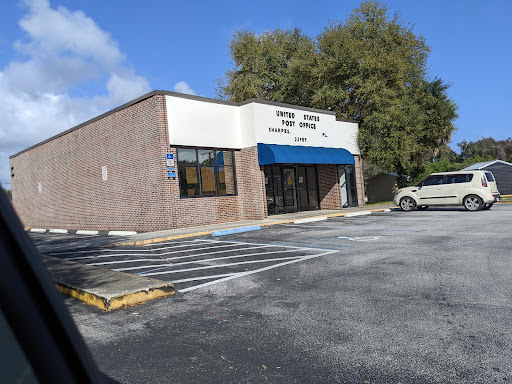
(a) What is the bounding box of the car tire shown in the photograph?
[482,203,493,210]
[399,197,416,211]
[417,205,429,211]
[463,195,483,211]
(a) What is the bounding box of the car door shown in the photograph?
[415,175,446,205]
[441,174,469,204]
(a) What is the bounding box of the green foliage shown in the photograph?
[216,28,317,106]
[218,1,458,174]
[404,160,458,187]
[459,137,512,163]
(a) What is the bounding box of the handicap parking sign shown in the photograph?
[166,153,174,160]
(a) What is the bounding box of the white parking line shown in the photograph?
[48,239,207,256]
[179,250,337,293]
[144,239,211,247]
[200,238,327,252]
[138,256,304,277]
[113,249,303,272]
[86,244,275,265]
[170,273,239,284]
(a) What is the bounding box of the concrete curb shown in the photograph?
[42,256,175,311]
[49,229,68,234]
[54,283,175,311]
[26,228,137,236]
[110,208,393,247]
[108,231,137,236]
[76,230,99,235]
[294,216,327,224]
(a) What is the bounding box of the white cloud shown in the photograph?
[0,0,151,189]
[173,81,196,95]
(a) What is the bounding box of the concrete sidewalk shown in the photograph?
[39,204,395,310]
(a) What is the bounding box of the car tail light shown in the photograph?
[481,176,487,187]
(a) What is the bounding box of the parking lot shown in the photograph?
[34,205,512,383]
[44,238,339,292]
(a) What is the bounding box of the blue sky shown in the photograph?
[1,0,511,188]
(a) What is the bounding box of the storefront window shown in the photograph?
[177,148,237,198]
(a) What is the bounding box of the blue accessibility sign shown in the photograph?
[166,153,174,160]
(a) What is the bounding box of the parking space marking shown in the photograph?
[114,248,304,272]
[51,238,341,293]
[338,236,382,241]
[67,242,268,261]
[171,273,239,284]
[47,239,209,256]
[179,250,337,293]
[137,256,305,277]
[199,238,334,252]
[282,224,421,232]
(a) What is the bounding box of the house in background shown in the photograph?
[366,172,398,203]
[462,160,512,195]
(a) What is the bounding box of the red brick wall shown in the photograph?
[318,159,366,210]
[318,164,342,210]
[354,155,365,206]
[10,95,174,232]
[169,145,267,228]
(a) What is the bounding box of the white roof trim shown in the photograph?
[462,159,512,170]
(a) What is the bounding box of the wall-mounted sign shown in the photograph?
[166,159,175,167]
[167,167,175,172]
[166,153,174,159]
[167,172,176,178]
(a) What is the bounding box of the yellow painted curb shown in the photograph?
[107,231,214,247]
[107,207,395,247]
[55,282,175,311]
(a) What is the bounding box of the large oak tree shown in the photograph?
[217,1,458,174]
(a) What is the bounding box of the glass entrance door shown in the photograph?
[339,165,358,207]
[297,166,319,211]
[283,168,297,212]
[264,165,319,215]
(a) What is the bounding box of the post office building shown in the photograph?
[10,90,364,232]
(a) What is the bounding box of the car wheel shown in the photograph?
[463,195,483,211]
[482,203,493,210]
[417,205,429,211]
[399,197,416,211]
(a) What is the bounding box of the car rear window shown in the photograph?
[485,172,495,182]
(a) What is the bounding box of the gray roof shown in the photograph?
[462,160,512,170]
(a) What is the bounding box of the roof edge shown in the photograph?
[239,98,338,116]
[462,159,512,170]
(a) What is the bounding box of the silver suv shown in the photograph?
[394,170,500,211]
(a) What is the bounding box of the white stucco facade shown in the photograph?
[165,95,359,154]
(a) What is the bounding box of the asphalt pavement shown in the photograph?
[32,204,393,309]
[58,204,512,383]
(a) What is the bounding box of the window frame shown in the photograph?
[176,146,238,198]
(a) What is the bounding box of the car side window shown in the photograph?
[485,172,495,182]
[423,176,444,186]
[453,174,467,183]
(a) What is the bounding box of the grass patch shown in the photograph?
[365,201,393,206]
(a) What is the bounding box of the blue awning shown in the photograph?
[257,143,355,166]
